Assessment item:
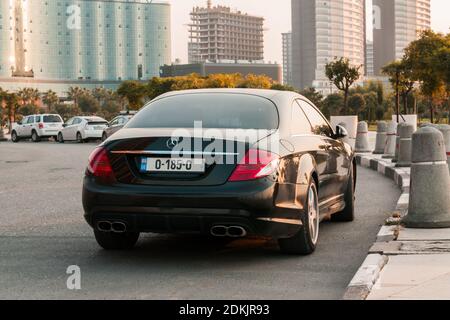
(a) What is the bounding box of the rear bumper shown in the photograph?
[37,129,60,137]
[83,130,103,139]
[82,177,304,238]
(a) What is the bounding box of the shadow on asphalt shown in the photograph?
[87,221,340,265]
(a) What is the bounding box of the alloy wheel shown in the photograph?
[308,184,319,245]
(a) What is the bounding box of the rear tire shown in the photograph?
[57,132,64,143]
[278,180,319,255]
[94,230,140,250]
[76,132,83,143]
[11,131,20,143]
[331,165,355,222]
[31,130,41,143]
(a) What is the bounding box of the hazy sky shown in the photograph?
[169,0,450,64]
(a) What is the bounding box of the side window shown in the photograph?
[73,118,82,125]
[110,118,119,126]
[27,116,35,124]
[66,118,74,126]
[118,117,126,125]
[298,100,332,137]
[21,117,28,124]
[35,116,41,123]
[291,101,312,135]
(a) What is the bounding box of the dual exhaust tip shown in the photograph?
[210,225,247,238]
[97,221,247,237]
[97,221,127,233]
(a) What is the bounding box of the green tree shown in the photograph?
[299,87,324,109]
[5,92,20,132]
[271,83,297,92]
[403,30,449,123]
[67,87,86,109]
[363,92,378,123]
[348,94,366,118]
[42,90,59,111]
[325,57,362,112]
[117,81,147,110]
[237,74,272,89]
[321,93,344,118]
[78,93,100,114]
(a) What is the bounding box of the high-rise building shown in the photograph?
[366,41,375,76]
[0,0,171,95]
[188,1,264,63]
[372,0,431,75]
[282,32,293,86]
[291,0,366,93]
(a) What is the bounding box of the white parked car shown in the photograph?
[11,114,64,143]
[57,116,109,143]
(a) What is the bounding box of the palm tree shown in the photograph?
[67,87,86,108]
[42,90,59,111]
[0,88,7,138]
[5,92,20,132]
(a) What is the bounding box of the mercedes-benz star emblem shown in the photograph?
[167,137,180,149]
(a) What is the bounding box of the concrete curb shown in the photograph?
[342,254,389,300]
[343,153,410,300]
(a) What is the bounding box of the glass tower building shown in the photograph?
[0,0,171,94]
[291,0,366,94]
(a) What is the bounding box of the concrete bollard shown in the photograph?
[438,125,450,169]
[338,122,351,146]
[355,121,371,153]
[403,127,450,228]
[392,123,404,163]
[382,121,397,159]
[395,124,415,168]
[373,121,388,155]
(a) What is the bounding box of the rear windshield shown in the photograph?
[43,115,62,123]
[126,93,279,130]
[87,121,108,125]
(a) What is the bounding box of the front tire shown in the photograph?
[94,230,140,250]
[278,180,319,255]
[11,131,20,143]
[331,165,355,222]
[31,130,41,143]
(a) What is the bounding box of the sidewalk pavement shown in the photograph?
[346,152,450,300]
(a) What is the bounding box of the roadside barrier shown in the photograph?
[373,121,388,155]
[395,124,415,168]
[382,121,397,159]
[403,127,450,228]
[392,123,404,163]
[355,121,371,153]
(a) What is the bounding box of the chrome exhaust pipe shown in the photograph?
[210,225,227,237]
[227,226,247,238]
[97,221,112,232]
[111,222,127,233]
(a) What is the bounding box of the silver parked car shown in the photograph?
[102,114,134,141]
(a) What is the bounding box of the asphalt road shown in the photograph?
[0,140,401,299]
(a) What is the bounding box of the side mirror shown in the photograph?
[334,125,348,139]
[62,124,67,128]
[17,121,22,125]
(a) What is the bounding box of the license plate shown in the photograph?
[141,158,206,173]
[94,126,105,130]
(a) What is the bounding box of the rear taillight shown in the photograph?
[38,123,44,129]
[228,149,280,182]
[86,147,114,180]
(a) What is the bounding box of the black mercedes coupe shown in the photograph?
[82,89,356,255]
